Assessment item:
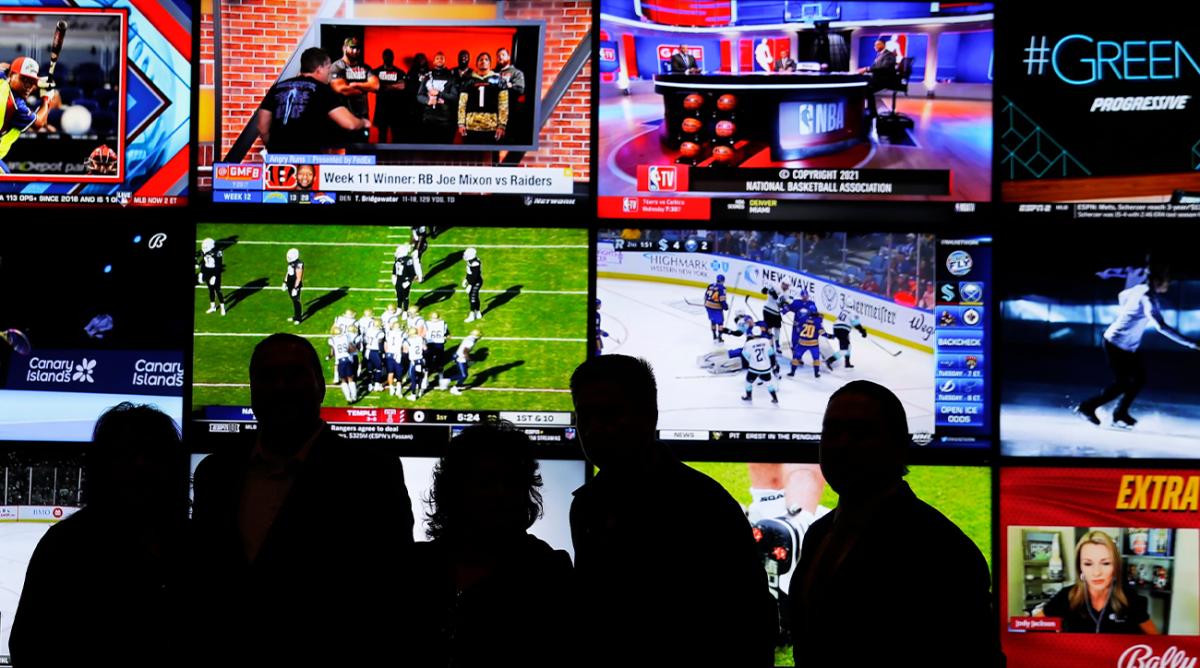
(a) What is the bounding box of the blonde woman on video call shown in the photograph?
[1034,531,1160,634]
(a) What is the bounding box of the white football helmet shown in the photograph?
[396,244,411,258]
[463,248,477,261]
[201,238,215,253]
[286,248,300,262]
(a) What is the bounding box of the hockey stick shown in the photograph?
[869,337,903,357]
[683,297,706,308]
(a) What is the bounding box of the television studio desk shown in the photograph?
[654,72,871,161]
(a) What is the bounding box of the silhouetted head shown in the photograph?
[382,48,395,66]
[88,402,185,517]
[249,334,326,446]
[570,355,658,471]
[425,421,543,546]
[458,49,471,68]
[1149,264,1171,294]
[413,52,429,72]
[819,380,909,498]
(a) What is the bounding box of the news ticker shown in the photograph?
[213,163,577,199]
[0,193,184,206]
[1017,203,1200,219]
[197,407,577,444]
[637,166,952,197]
[657,429,987,447]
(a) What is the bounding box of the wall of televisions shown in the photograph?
[1,1,1199,665]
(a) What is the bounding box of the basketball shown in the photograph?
[681,117,702,134]
[716,94,737,111]
[711,145,734,163]
[715,120,735,138]
[683,93,704,110]
[679,141,700,158]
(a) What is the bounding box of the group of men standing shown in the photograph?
[257,38,527,154]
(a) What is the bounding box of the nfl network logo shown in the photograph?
[622,197,639,213]
[647,166,677,191]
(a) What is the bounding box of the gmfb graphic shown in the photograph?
[1000,2,1200,202]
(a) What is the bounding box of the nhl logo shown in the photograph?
[565,428,577,440]
[960,282,983,303]
[821,285,838,312]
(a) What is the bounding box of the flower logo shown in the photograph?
[72,358,96,383]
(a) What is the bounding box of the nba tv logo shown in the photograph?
[648,166,677,191]
[797,102,845,135]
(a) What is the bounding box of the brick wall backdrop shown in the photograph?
[200,0,590,183]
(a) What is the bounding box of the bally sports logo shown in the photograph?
[1117,645,1195,668]
[24,357,96,384]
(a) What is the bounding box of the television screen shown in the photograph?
[1001,468,1200,666]
[999,0,1200,217]
[199,1,590,212]
[692,461,991,666]
[0,224,188,442]
[0,2,191,207]
[0,449,84,664]
[1000,233,1200,458]
[597,230,991,448]
[191,224,588,445]
[597,0,994,220]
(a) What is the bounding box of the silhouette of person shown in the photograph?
[404,421,574,666]
[11,403,192,668]
[191,333,412,666]
[569,355,775,667]
[788,380,1001,667]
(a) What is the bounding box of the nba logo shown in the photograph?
[648,166,677,191]
[622,197,639,213]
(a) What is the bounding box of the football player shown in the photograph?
[283,248,304,324]
[447,329,481,395]
[392,244,417,312]
[197,238,226,316]
[463,248,483,322]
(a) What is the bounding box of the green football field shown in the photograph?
[193,224,589,412]
[686,462,992,667]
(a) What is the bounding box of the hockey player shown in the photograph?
[704,274,729,342]
[447,329,481,395]
[282,248,304,324]
[384,320,406,396]
[741,326,779,403]
[463,247,483,322]
[411,226,430,282]
[425,311,449,379]
[595,298,610,356]
[363,318,386,392]
[392,244,417,312]
[761,282,792,351]
[403,326,428,400]
[1075,266,1200,428]
[788,310,831,378]
[197,238,226,316]
[327,324,358,402]
[825,311,868,370]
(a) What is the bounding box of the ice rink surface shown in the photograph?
[1003,382,1200,458]
[0,523,50,657]
[598,278,935,434]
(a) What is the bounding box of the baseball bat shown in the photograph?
[49,20,67,76]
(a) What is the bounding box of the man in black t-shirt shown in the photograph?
[373,48,406,143]
[418,51,458,143]
[256,47,370,154]
[330,38,378,144]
